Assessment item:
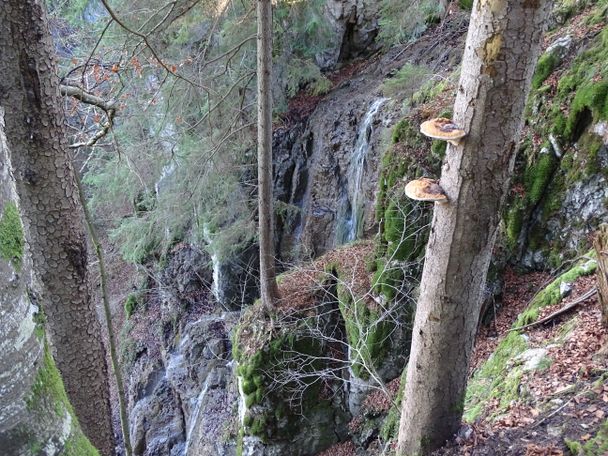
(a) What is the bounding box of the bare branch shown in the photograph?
[60,84,116,148]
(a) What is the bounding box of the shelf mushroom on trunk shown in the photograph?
[420,117,467,145]
[404,177,448,203]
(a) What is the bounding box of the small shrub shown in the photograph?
[124,294,139,319]
[378,0,445,46]
[381,64,430,99]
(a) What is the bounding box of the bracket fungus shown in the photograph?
[420,117,467,145]
[404,177,448,203]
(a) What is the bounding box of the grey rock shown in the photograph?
[546,34,573,58]
[515,348,549,371]
[560,281,573,298]
[593,121,608,146]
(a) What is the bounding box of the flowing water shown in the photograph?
[339,97,387,243]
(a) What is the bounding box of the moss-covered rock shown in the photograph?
[532,50,561,89]
[233,303,348,455]
[503,7,608,265]
[23,342,99,455]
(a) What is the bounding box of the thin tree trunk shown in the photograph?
[257,0,279,310]
[75,172,132,456]
[594,224,608,327]
[396,0,550,453]
[0,1,115,454]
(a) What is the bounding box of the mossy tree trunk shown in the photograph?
[0,109,97,455]
[396,0,550,453]
[594,224,608,327]
[257,0,279,310]
[0,1,114,454]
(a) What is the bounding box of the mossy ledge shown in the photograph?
[233,303,342,449]
[464,258,597,422]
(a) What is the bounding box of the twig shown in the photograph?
[60,84,116,148]
[531,395,574,428]
[98,0,212,93]
[509,287,598,332]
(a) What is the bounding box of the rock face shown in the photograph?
[129,315,240,456]
[124,10,472,456]
[521,130,608,269]
[319,0,380,68]
[273,61,399,262]
[125,245,240,456]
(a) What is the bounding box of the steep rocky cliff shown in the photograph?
[120,0,608,454]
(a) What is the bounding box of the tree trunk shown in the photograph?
[396,0,550,453]
[594,224,608,327]
[0,1,114,454]
[0,109,97,455]
[257,0,279,310]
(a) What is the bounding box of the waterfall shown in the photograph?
[183,375,211,454]
[202,225,221,304]
[340,97,387,243]
[154,161,177,197]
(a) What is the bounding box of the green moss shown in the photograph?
[505,199,525,250]
[27,344,74,417]
[578,132,608,178]
[25,339,98,454]
[124,294,139,319]
[236,427,244,456]
[33,308,46,340]
[465,259,598,421]
[374,118,431,302]
[459,0,474,10]
[391,118,418,145]
[514,258,597,327]
[63,432,99,456]
[431,139,447,159]
[234,313,332,442]
[566,419,608,455]
[565,438,583,454]
[532,51,560,89]
[524,151,559,206]
[337,281,394,379]
[586,1,608,26]
[0,202,24,269]
[380,370,407,443]
[464,332,528,422]
[242,379,256,395]
[565,82,608,140]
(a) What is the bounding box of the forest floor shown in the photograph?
[436,270,608,456]
[319,268,608,455]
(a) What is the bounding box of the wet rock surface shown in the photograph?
[125,245,240,456]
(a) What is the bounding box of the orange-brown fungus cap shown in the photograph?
[404,178,448,203]
[420,117,466,144]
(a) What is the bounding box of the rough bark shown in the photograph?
[0,1,114,454]
[257,0,279,309]
[0,108,96,455]
[396,0,550,453]
[594,224,608,327]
